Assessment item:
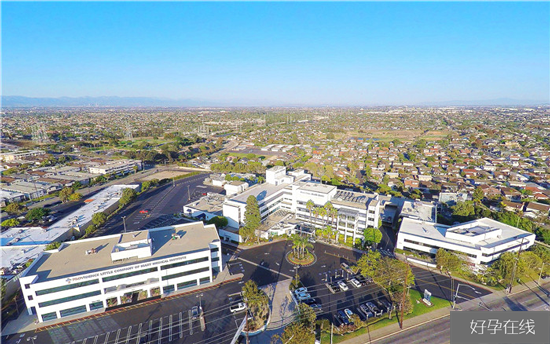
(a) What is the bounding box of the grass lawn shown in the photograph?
[320,289,450,344]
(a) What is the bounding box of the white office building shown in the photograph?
[396,217,536,265]
[217,167,381,243]
[88,159,142,175]
[19,222,221,323]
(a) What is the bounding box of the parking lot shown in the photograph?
[228,240,491,327]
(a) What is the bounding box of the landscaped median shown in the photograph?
[319,289,450,343]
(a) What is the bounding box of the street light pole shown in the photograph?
[27,336,37,344]
[122,216,127,233]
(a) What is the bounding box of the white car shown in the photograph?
[296,292,312,301]
[337,281,349,291]
[350,278,361,288]
[295,287,308,294]
[229,302,246,313]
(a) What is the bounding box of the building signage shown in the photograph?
[58,254,190,283]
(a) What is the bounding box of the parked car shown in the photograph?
[341,262,353,274]
[337,280,349,291]
[139,209,150,214]
[375,300,387,314]
[344,308,355,321]
[230,302,246,313]
[308,237,316,243]
[329,283,341,293]
[365,302,382,317]
[379,299,393,312]
[355,274,367,286]
[359,304,374,319]
[308,303,322,312]
[295,287,308,294]
[296,292,312,301]
[337,310,350,326]
[191,306,199,319]
[349,278,361,288]
[303,298,318,305]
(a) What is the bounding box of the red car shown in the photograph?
[139,209,150,214]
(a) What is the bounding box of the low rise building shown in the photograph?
[396,217,535,265]
[19,222,221,323]
[88,159,142,175]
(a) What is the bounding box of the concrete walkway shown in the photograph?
[341,278,550,344]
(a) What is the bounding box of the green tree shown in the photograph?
[272,323,315,344]
[207,216,228,229]
[435,249,464,272]
[356,250,381,277]
[241,195,261,242]
[363,227,383,246]
[4,202,25,215]
[45,241,61,250]
[373,256,415,293]
[68,192,83,202]
[1,218,20,227]
[295,303,317,330]
[490,252,520,283]
[92,212,107,227]
[119,188,137,207]
[59,187,74,202]
[25,207,50,222]
[473,187,484,202]
[306,200,315,224]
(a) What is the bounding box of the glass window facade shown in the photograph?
[38,290,102,308]
[163,285,175,293]
[36,279,99,296]
[177,280,197,289]
[89,301,104,310]
[161,267,209,281]
[60,305,87,318]
[160,257,209,271]
[41,312,58,322]
[199,277,210,285]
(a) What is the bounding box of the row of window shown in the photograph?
[481,242,526,258]
[403,239,477,258]
[38,290,102,308]
[35,279,99,296]
[161,267,210,281]
[160,257,209,271]
[102,267,158,282]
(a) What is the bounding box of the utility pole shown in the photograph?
[188,185,191,201]
[399,265,410,329]
[330,323,333,344]
[245,308,250,344]
[509,237,525,293]
[539,262,546,284]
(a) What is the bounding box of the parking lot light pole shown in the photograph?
[27,336,37,344]
[453,284,481,309]
[122,216,127,233]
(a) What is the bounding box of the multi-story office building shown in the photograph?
[19,222,221,323]
[396,217,535,266]
[216,167,380,243]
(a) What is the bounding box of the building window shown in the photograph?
[211,257,220,262]
[38,290,102,308]
[177,280,197,290]
[89,301,104,311]
[24,284,31,289]
[28,295,33,301]
[41,312,58,322]
[60,305,87,318]
[162,267,210,281]
[199,277,210,285]
[210,247,219,253]
[163,285,175,293]
[160,257,209,271]
[102,268,157,282]
[36,279,100,296]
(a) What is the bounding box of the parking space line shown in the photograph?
[125,325,132,344]
[103,332,110,344]
[114,329,121,344]
[179,312,183,339]
[136,323,142,344]
[169,315,173,341]
[92,335,98,344]
[188,310,193,335]
[157,318,162,344]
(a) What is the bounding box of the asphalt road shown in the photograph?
[375,280,550,344]
[93,174,223,236]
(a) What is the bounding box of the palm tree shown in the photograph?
[324,202,335,226]
[306,200,315,225]
[318,207,327,226]
[300,239,313,259]
[291,235,302,258]
[313,207,320,226]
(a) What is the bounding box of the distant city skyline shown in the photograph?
[2,2,549,106]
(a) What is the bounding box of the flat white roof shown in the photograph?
[400,200,435,222]
[399,217,535,251]
[298,183,336,194]
[25,222,219,282]
[230,182,289,204]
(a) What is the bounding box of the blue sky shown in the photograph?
[2,2,549,105]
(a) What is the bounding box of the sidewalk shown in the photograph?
[341,278,550,344]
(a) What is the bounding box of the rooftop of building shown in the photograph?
[230,182,290,204]
[185,193,226,213]
[25,222,219,282]
[297,183,337,195]
[399,217,535,251]
[331,190,378,208]
[400,200,435,222]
